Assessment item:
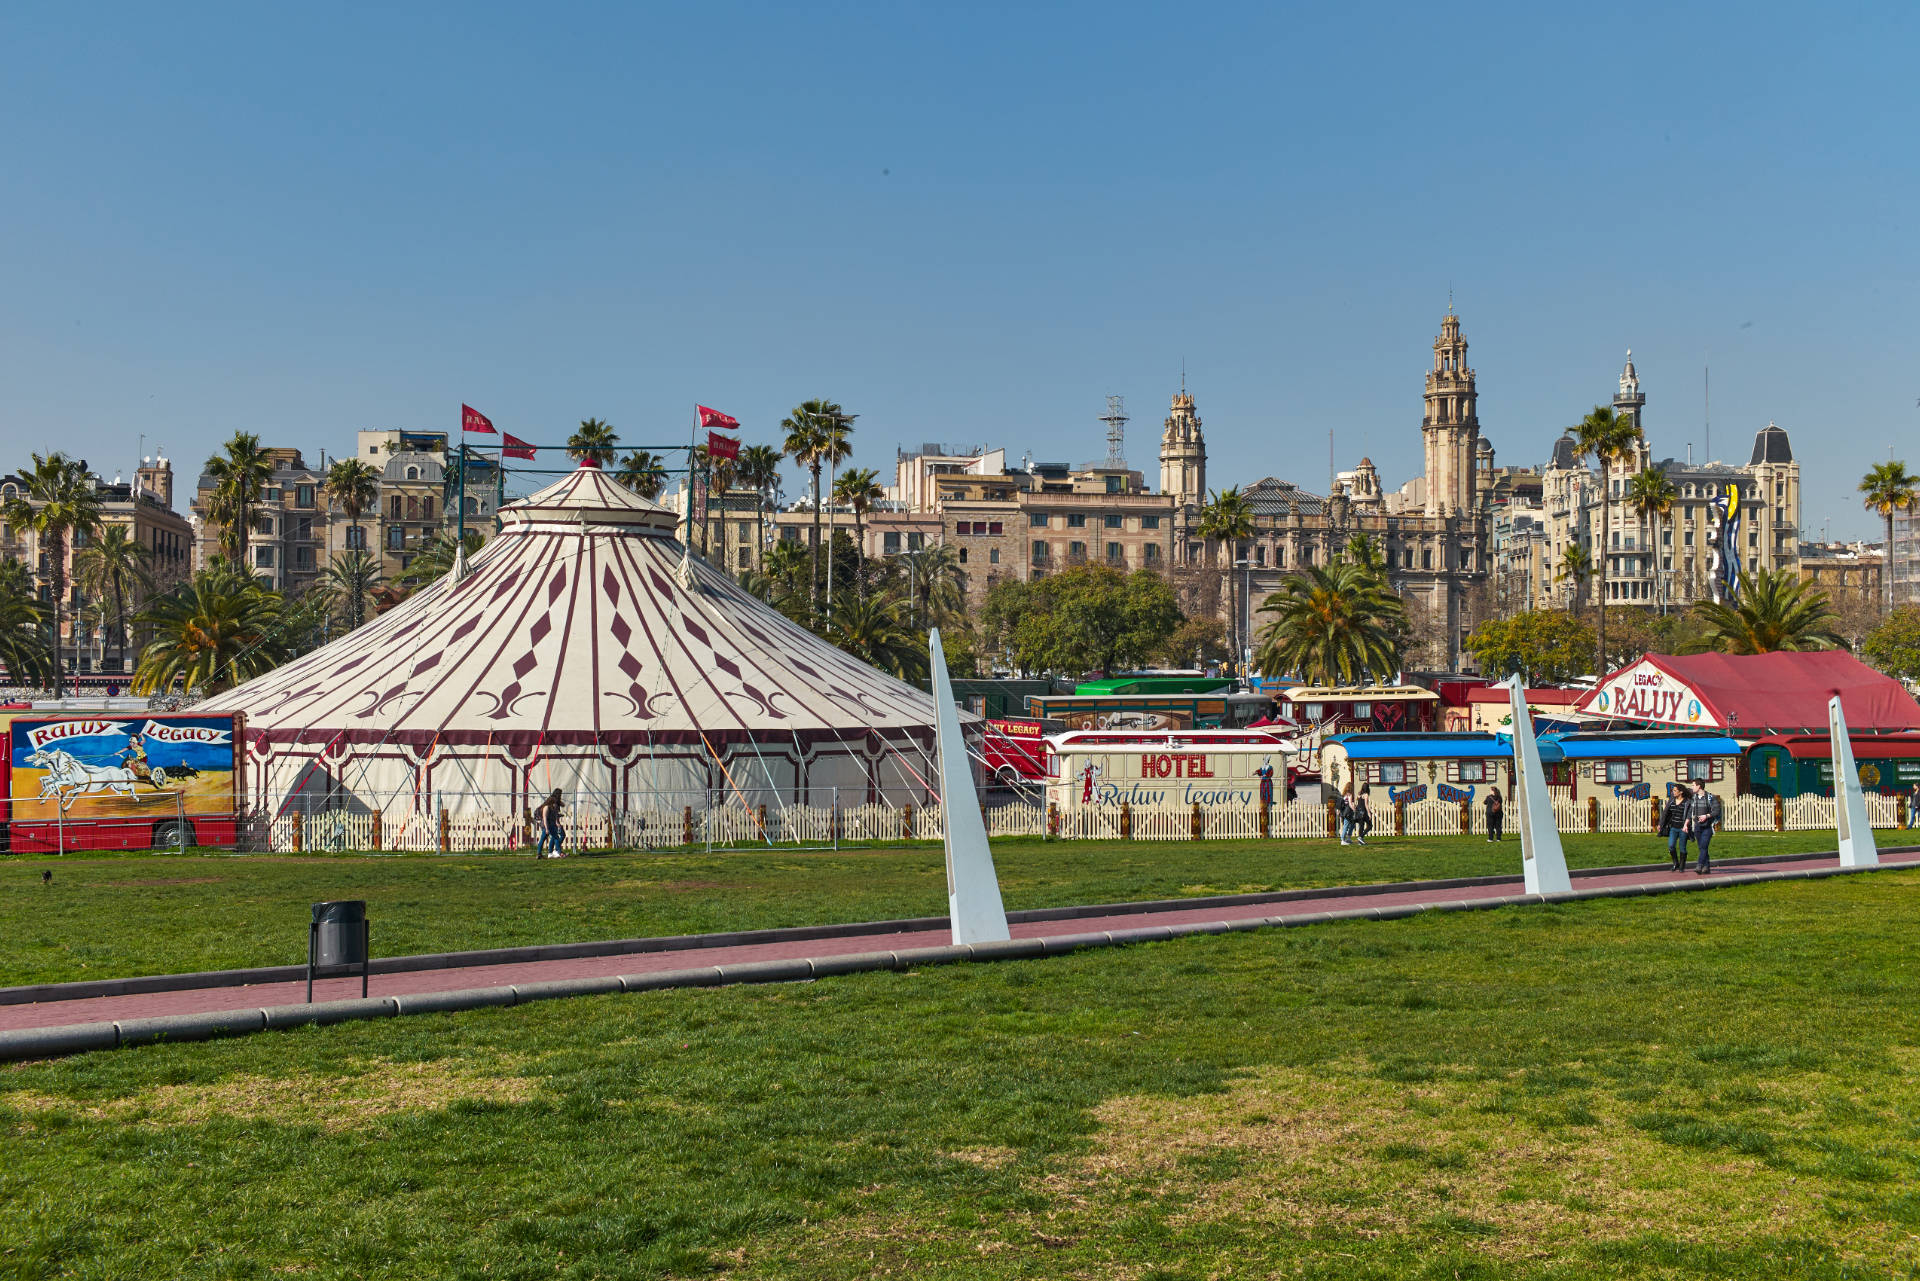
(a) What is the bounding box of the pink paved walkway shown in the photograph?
[6,849,1918,1033]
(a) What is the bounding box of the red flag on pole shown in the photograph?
[705,430,740,461]
[501,433,536,460]
[697,405,739,431]
[462,404,495,434]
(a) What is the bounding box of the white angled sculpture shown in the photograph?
[928,629,1012,944]
[1508,675,1572,895]
[1829,694,1879,868]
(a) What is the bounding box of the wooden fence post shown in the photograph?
[1587,796,1599,833]
[1047,803,1060,839]
[1649,798,1661,832]
[1190,802,1203,840]
[756,804,767,840]
[371,810,382,853]
[1775,795,1785,832]
[1394,802,1406,837]
[1259,804,1270,839]
[903,804,914,841]
[438,806,450,853]
[1326,800,1338,839]
[1120,801,1133,840]
[291,812,303,853]
[682,805,694,846]
[1459,802,1470,835]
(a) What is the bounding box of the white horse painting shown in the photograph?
[24,749,170,812]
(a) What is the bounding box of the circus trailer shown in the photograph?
[199,459,944,828]
[1743,734,1920,799]
[1,711,244,853]
[1046,731,1297,812]
[1537,730,1743,806]
[1317,733,1514,807]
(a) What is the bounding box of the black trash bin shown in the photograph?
[307,900,370,1001]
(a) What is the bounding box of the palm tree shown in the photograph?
[1860,461,1918,615]
[133,560,287,696]
[709,449,739,569]
[1253,561,1405,685]
[567,418,620,467]
[614,450,669,500]
[1572,405,1643,674]
[396,531,483,589]
[826,592,925,680]
[898,544,967,631]
[1690,568,1844,654]
[831,467,885,591]
[0,573,52,688]
[1340,531,1384,573]
[73,524,152,676]
[321,550,384,632]
[204,431,273,564]
[1555,544,1594,624]
[781,399,856,617]
[1624,466,1678,615]
[2,451,104,697]
[736,444,784,573]
[323,456,381,580]
[1196,487,1256,666]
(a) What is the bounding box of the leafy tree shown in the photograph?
[780,399,855,618]
[1572,405,1643,672]
[1625,466,1677,612]
[0,572,52,687]
[566,418,619,466]
[133,560,288,695]
[1253,562,1403,685]
[1863,606,1920,680]
[1465,610,1595,683]
[1155,615,1232,668]
[981,566,1182,675]
[1555,544,1593,622]
[2,451,103,696]
[614,450,669,500]
[203,431,272,563]
[72,524,151,676]
[1688,567,1844,654]
[1859,460,1918,614]
[1196,487,1256,661]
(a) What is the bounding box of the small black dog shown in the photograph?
[42,870,52,885]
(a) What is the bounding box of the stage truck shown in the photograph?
[1,710,244,852]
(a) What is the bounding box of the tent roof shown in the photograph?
[1577,651,1920,734]
[202,461,940,747]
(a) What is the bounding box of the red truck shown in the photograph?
[1,709,245,853]
[981,717,1055,788]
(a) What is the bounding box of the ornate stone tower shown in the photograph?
[1614,350,1645,431]
[1160,388,1205,506]
[1421,309,1481,517]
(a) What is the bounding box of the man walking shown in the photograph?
[1684,778,1722,874]
[1661,784,1691,872]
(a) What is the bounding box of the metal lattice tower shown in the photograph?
[1100,395,1127,468]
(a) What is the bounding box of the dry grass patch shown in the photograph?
[1,1055,536,1131]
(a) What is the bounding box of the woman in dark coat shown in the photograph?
[1661,784,1691,872]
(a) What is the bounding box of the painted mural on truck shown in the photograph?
[9,716,238,821]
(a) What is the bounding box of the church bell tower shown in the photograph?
[1422,309,1481,517]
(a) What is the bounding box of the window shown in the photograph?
[1458,759,1487,783]
[1275,545,1286,568]
[465,497,478,516]
[1105,476,1121,494]
[908,533,925,550]
[1067,514,1086,528]
[266,487,282,501]
[1106,542,1122,562]
[1421,549,1432,569]
[388,526,405,551]
[369,446,379,457]
[989,548,999,564]
[1069,540,1086,558]
[958,547,968,564]
[1104,514,1122,529]
[255,546,274,567]
[1143,515,1160,530]
[780,527,799,543]
[406,497,419,520]
[1144,543,1160,561]
[296,485,315,507]
[989,521,1003,535]
[884,532,902,553]
[1603,760,1633,784]
[390,496,403,519]
[1351,703,1372,720]
[346,526,366,550]
[406,466,419,481]
[1298,703,1323,722]
[1030,513,1049,527]
[1378,761,1407,784]
[1032,540,1048,563]
[1685,758,1714,781]
[737,547,749,568]
[295,517,312,540]
[295,546,315,571]
[423,497,435,520]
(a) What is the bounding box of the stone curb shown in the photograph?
[14,845,1908,1009]
[3,854,1914,1063]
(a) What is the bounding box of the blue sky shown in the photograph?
[1,2,1914,538]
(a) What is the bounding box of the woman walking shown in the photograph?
[1483,786,1504,842]
[1660,784,1691,871]
[1353,786,1373,846]
[536,789,567,858]
[1684,778,1722,874]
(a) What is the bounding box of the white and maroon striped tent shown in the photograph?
[203,459,940,818]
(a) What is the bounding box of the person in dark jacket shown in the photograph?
[1661,785,1691,871]
[1353,786,1373,845]
[1684,778,1722,873]
[1483,786,1505,841]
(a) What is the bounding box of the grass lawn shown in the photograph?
[0,830,1856,987]
[5,869,1920,1277]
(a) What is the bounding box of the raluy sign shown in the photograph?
[1586,659,1718,729]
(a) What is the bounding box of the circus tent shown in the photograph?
[201,459,942,819]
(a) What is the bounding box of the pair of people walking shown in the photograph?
[1659,779,1721,873]
[530,790,567,858]
[1338,785,1372,845]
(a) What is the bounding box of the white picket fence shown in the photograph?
[252,791,1913,853]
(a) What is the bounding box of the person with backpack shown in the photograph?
[1337,785,1356,845]
[1660,784,1692,872]
[1484,786,1504,842]
[1353,786,1373,845]
[1684,778,1722,874]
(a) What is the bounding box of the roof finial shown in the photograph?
[1180,357,1186,395]
[1447,282,1454,315]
